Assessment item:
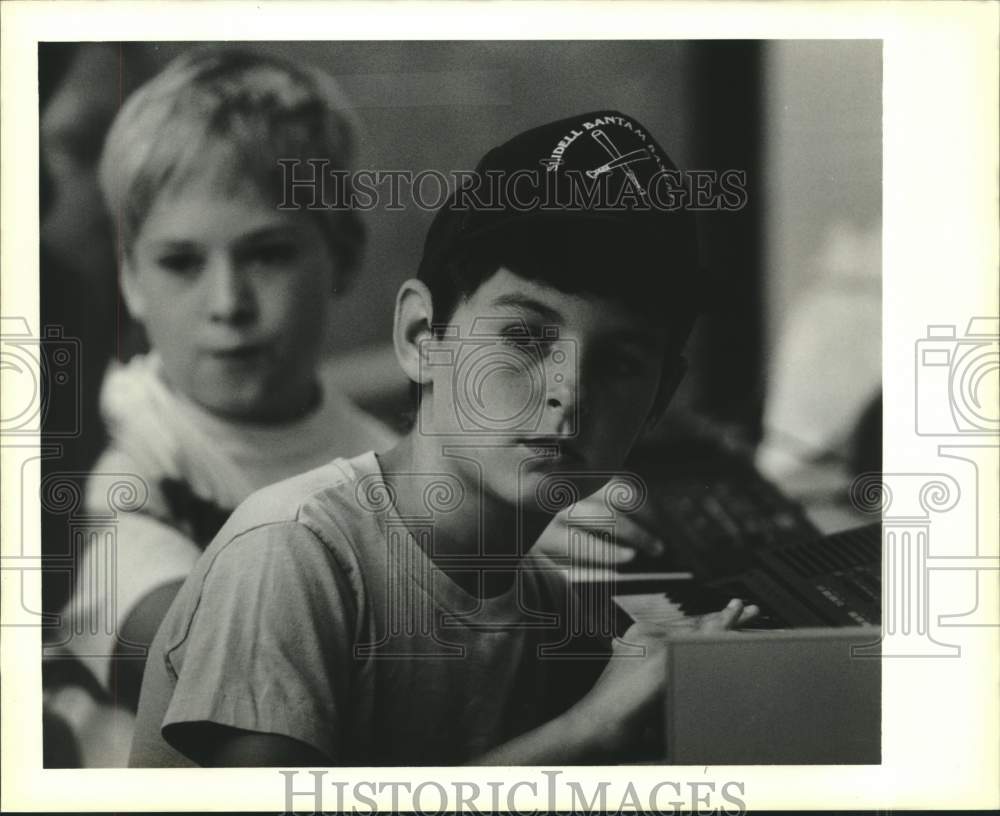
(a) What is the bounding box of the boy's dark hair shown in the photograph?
[417,110,704,356]
[408,111,705,411]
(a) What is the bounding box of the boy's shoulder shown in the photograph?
[217,450,382,543]
[156,451,384,657]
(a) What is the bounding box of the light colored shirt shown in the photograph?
[58,354,396,690]
[130,452,609,766]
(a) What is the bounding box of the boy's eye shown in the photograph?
[157,252,203,276]
[596,350,646,378]
[498,326,544,355]
[246,242,299,266]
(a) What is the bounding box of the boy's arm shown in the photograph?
[190,726,333,767]
[194,703,602,767]
[197,698,602,767]
[468,622,668,765]
[465,702,611,765]
[193,601,758,767]
[196,709,596,768]
[472,600,759,765]
[148,522,359,767]
[112,580,184,711]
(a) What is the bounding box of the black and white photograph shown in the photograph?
[2,2,997,813]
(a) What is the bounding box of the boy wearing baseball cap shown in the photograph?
[130,111,757,767]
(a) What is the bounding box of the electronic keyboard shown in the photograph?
[613,522,882,630]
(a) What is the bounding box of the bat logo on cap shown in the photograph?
[585,129,653,195]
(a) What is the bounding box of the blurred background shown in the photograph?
[39,40,882,616]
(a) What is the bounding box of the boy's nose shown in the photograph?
[545,368,581,429]
[204,255,254,323]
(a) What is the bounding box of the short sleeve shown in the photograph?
[160,521,357,763]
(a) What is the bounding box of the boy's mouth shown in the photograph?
[514,436,583,463]
[207,343,267,360]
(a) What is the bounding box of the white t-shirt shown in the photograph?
[57,354,396,690]
[130,452,610,766]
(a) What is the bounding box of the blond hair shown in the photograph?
[99,48,364,285]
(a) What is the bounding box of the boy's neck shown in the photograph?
[153,358,323,426]
[377,434,553,598]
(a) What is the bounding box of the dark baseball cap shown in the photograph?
[417,110,701,293]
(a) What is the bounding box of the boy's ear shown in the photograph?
[393,279,436,387]
[119,258,147,321]
[645,355,687,430]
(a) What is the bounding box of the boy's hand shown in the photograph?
[567,599,758,758]
[535,481,666,566]
[678,597,760,632]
